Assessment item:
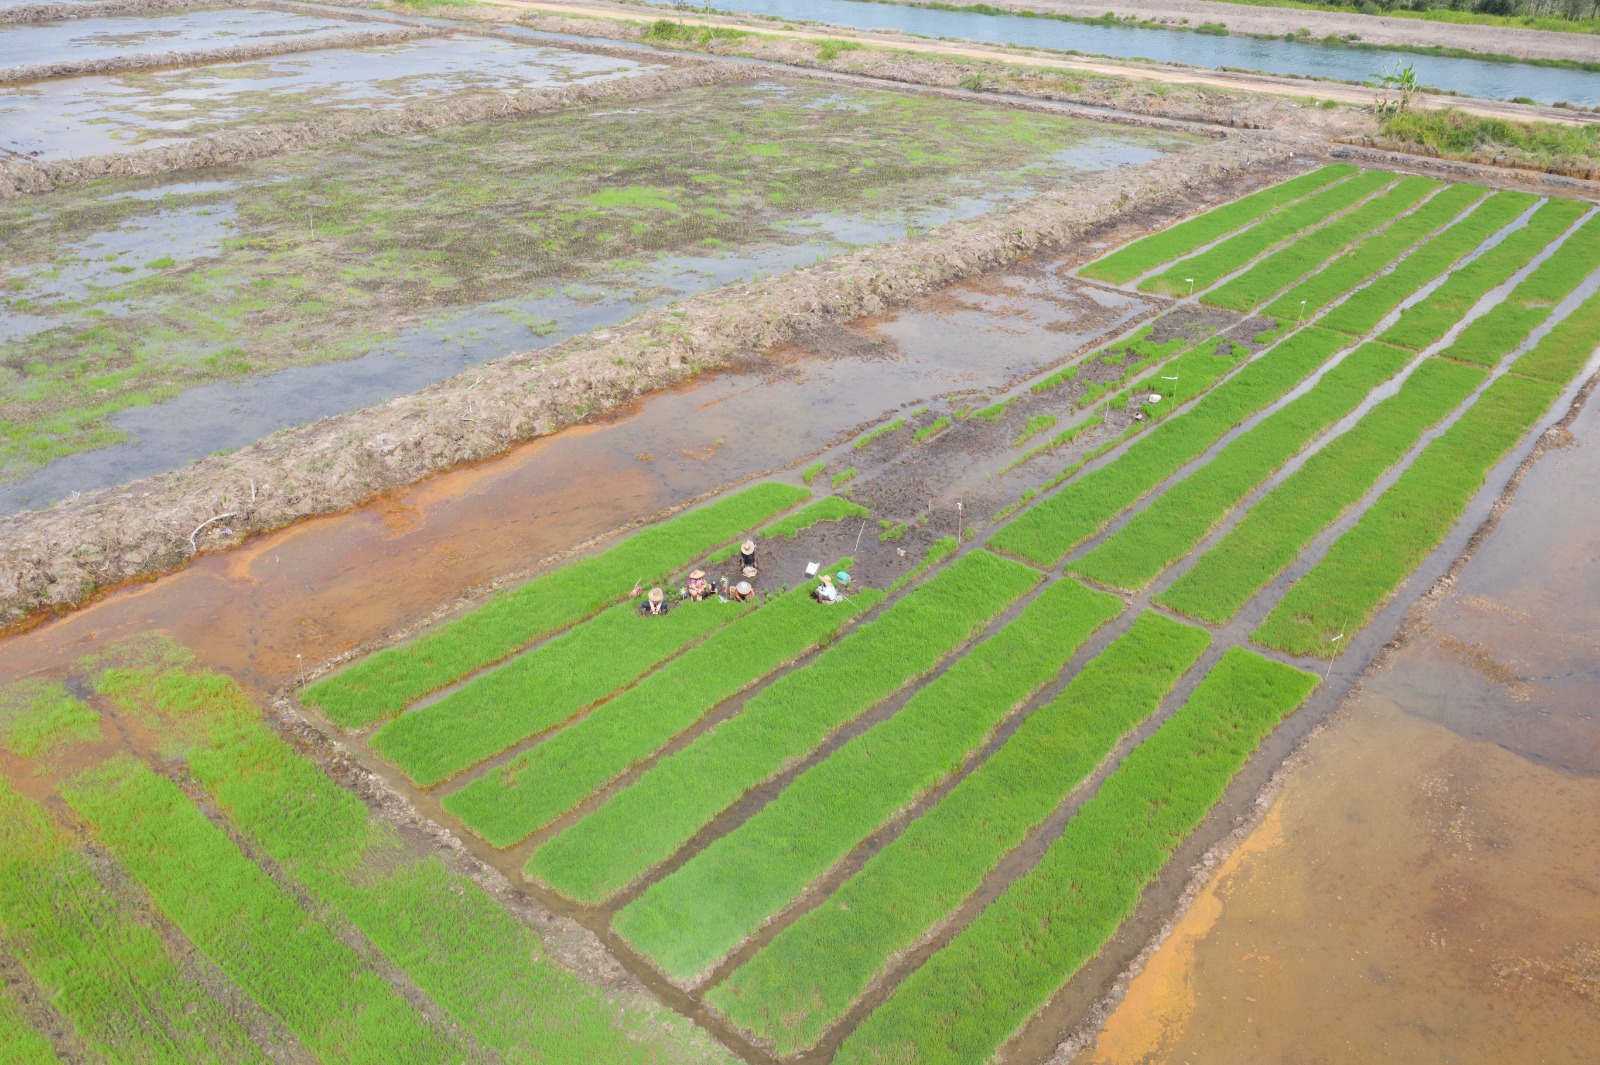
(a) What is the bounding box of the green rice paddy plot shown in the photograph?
[0,992,55,1065]
[1078,165,1355,285]
[615,578,1122,983]
[303,481,806,727]
[444,571,881,848]
[0,678,99,760]
[708,611,1209,1055]
[1140,170,1396,298]
[991,327,1349,567]
[1158,357,1487,624]
[527,550,1039,905]
[97,661,730,1065]
[1069,341,1414,593]
[1511,287,1600,385]
[835,648,1318,1065]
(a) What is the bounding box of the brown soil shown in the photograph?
[918,0,1600,64]
[0,133,1304,628]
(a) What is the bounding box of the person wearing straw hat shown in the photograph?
[738,539,758,573]
[685,569,711,601]
[812,573,840,604]
[638,587,670,616]
[731,580,756,603]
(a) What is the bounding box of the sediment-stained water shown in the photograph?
[0,8,393,71]
[0,34,660,159]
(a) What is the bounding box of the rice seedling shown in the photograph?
[0,679,99,759]
[1202,176,1440,313]
[990,328,1348,566]
[914,416,952,443]
[615,579,1122,982]
[0,992,55,1064]
[60,757,466,1065]
[443,570,880,847]
[831,467,859,488]
[1070,342,1413,592]
[1014,414,1058,447]
[834,648,1317,1065]
[526,550,1039,904]
[301,481,807,727]
[972,398,1015,421]
[1140,170,1396,297]
[1079,165,1354,284]
[371,600,745,787]
[761,496,869,538]
[1511,287,1600,384]
[0,776,267,1063]
[854,418,905,449]
[1254,372,1564,656]
[801,461,825,484]
[1158,358,1486,623]
[708,611,1209,1054]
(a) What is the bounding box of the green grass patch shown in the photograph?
[444,572,881,847]
[762,496,869,538]
[0,990,55,1064]
[0,679,99,760]
[990,327,1348,566]
[1202,177,1440,313]
[831,466,858,488]
[1510,287,1600,385]
[1255,372,1563,656]
[1080,165,1354,284]
[1141,170,1395,297]
[1379,108,1600,173]
[1070,342,1412,592]
[972,398,1014,421]
[302,482,806,727]
[1318,190,1537,337]
[801,461,825,484]
[709,610,1209,1054]
[1158,358,1485,624]
[1014,414,1057,447]
[60,756,463,1065]
[371,600,745,787]
[914,415,953,443]
[1379,197,1589,351]
[527,550,1039,904]
[816,37,865,62]
[616,579,1122,982]
[834,648,1317,1065]
[854,418,905,449]
[96,662,727,1064]
[0,775,267,1063]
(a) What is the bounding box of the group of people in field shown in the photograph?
[636,538,846,615]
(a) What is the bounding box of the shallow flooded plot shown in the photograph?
[0,77,1195,503]
[0,8,393,72]
[0,34,661,160]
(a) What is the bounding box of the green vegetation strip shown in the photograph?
[1257,184,1488,332]
[373,599,744,787]
[302,482,807,728]
[0,679,98,759]
[1512,287,1600,385]
[762,496,868,538]
[1070,342,1413,592]
[616,579,1123,982]
[1318,190,1537,338]
[1203,177,1441,313]
[835,648,1318,1065]
[1444,213,1600,368]
[1379,198,1590,351]
[1141,170,1395,297]
[0,776,266,1064]
[528,550,1039,904]
[444,571,883,848]
[99,664,724,1065]
[1254,373,1564,657]
[60,757,463,1065]
[1080,165,1354,284]
[709,611,1209,1054]
[991,327,1348,566]
[855,418,904,449]
[1158,358,1486,624]
[0,991,56,1065]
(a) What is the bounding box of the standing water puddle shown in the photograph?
[0,34,661,159]
[0,8,398,72]
[705,0,1600,105]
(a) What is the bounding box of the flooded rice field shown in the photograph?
[0,76,1194,508]
[0,6,394,72]
[0,33,661,159]
[705,0,1600,106]
[1081,387,1600,1065]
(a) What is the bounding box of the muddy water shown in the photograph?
[0,34,658,159]
[0,134,1173,515]
[1078,385,1600,1063]
[0,8,390,70]
[0,262,1144,694]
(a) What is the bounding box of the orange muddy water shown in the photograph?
[1080,393,1600,1064]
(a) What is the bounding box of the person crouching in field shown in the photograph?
[638,587,670,616]
[812,574,839,604]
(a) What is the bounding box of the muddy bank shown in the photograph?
[892,0,1600,65]
[0,0,231,26]
[0,57,733,198]
[0,133,1300,626]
